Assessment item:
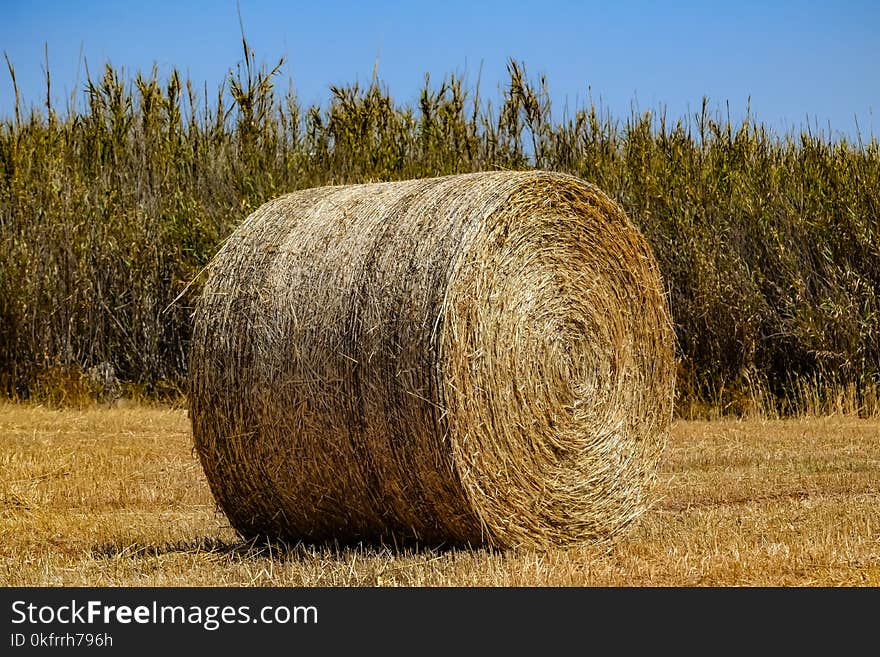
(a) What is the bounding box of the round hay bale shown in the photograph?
[189,170,675,549]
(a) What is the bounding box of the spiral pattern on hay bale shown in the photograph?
[189,170,675,548]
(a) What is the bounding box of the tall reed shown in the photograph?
[1,46,878,414]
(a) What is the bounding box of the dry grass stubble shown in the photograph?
[1,403,877,586]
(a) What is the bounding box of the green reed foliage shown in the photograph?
[1,49,878,413]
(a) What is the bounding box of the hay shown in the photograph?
[188,170,675,549]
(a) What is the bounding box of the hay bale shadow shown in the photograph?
[90,535,471,563]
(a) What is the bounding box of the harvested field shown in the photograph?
[1,403,877,586]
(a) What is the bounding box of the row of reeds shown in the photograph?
[1,43,878,415]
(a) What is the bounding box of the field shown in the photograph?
[1,402,877,586]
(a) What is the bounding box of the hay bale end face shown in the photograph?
[188,170,675,549]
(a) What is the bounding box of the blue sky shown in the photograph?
[2,0,878,140]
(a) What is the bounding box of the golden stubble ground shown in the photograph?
[0,402,878,586]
